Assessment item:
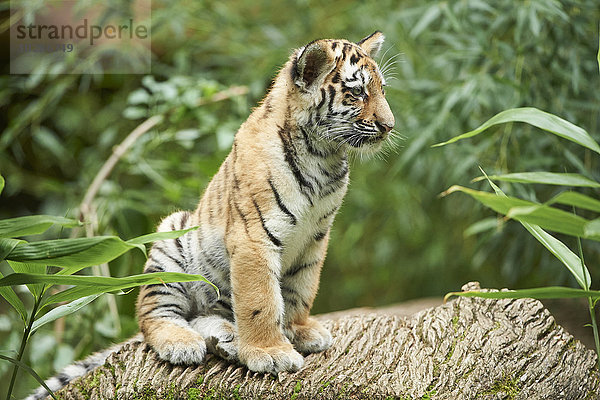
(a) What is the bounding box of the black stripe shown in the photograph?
[314,231,327,241]
[252,199,282,247]
[170,221,184,252]
[320,206,340,221]
[316,88,327,110]
[349,53,361,65]
[143,289,173,298]
[139,303,185,318]
[327,85,336,114]
[277,125,315,203]
[57,373,71,385]
[268,178,297,225]
[152,244,186,271]
[232,198,251,237]
[281,286,309,309]
[144,263,164,273]
[165,282,188,296]
[180,212,190,229]
[300,127,329,158]
[145,282,188,296]
[285,260,318,277]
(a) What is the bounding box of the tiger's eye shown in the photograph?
[351,87,364,97]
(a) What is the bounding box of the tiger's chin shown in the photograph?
[344,131,388,156]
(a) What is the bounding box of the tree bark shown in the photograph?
[56,282,600,399]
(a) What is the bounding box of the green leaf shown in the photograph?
[433,107,600,155]
[0,354,60,400]
[0,215,81,238]
[0,272,217,306]
[0,238,22,262]
[445,286,600,302]
[7,261,47,298]
[444,186,589,238]
[519,222,591,289]
[126,226,199,245]
[547,192,600,213]
[0,272,27,323]
[5,236,144,268]
[31,294,101,333]
[585,218,600,240]
[473,172,600,188]
[462,174,592,289]
[0,175,4,195]
[464,217,500,237]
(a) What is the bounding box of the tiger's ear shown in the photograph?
[357,31,385,57]
[293,41,335,90]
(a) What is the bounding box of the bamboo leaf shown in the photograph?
[0,215,81,238]
[7,261,46,298]
[547,192,600,213]
[31,294,101,333]
[0,271,211,288]
[473,172,600,188]
[126,226,199,245]
[519,222,591,289]
[0,175,4,195]
[0,272,28,323]
[0,271,217,307]
[445,286,600,302]
[584,218,600,240]
[444,186,589,238]
[0,238,22,262]
[433,107,600,155]
[0,354,60,400]
[452,178,592,289]
[5,236,144,267]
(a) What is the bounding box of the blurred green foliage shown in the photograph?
[1,0,600,397]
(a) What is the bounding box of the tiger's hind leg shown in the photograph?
[137,211,208,365]
[138,284,207,365]
[190,315,238,362]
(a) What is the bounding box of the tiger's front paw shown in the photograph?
[239,342,304,374]
[287,318,332,354]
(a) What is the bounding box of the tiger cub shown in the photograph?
[136,31,394,375]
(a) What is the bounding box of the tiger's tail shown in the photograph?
[25,334,142,400]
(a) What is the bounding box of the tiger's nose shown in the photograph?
[375,121,394,134]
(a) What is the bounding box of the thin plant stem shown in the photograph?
[6,293,43,400]
[588,297,600,369]
[575,229,599,367]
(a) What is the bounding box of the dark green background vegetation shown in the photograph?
[1,0,599,397]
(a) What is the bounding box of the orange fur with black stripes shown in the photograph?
[135,31,394,374]
[29,33,395,398]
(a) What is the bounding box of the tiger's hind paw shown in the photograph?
[143,321,207,365]
[191,315,238,362]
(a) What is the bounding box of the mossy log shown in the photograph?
[56,282,600,399]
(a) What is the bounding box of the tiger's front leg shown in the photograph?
[281,235,333,354]
[230,242,304,374]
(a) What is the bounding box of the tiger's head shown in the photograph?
[290,31,395,152]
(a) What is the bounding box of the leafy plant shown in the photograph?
[437,106,600,364]
[0,177,213,400]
